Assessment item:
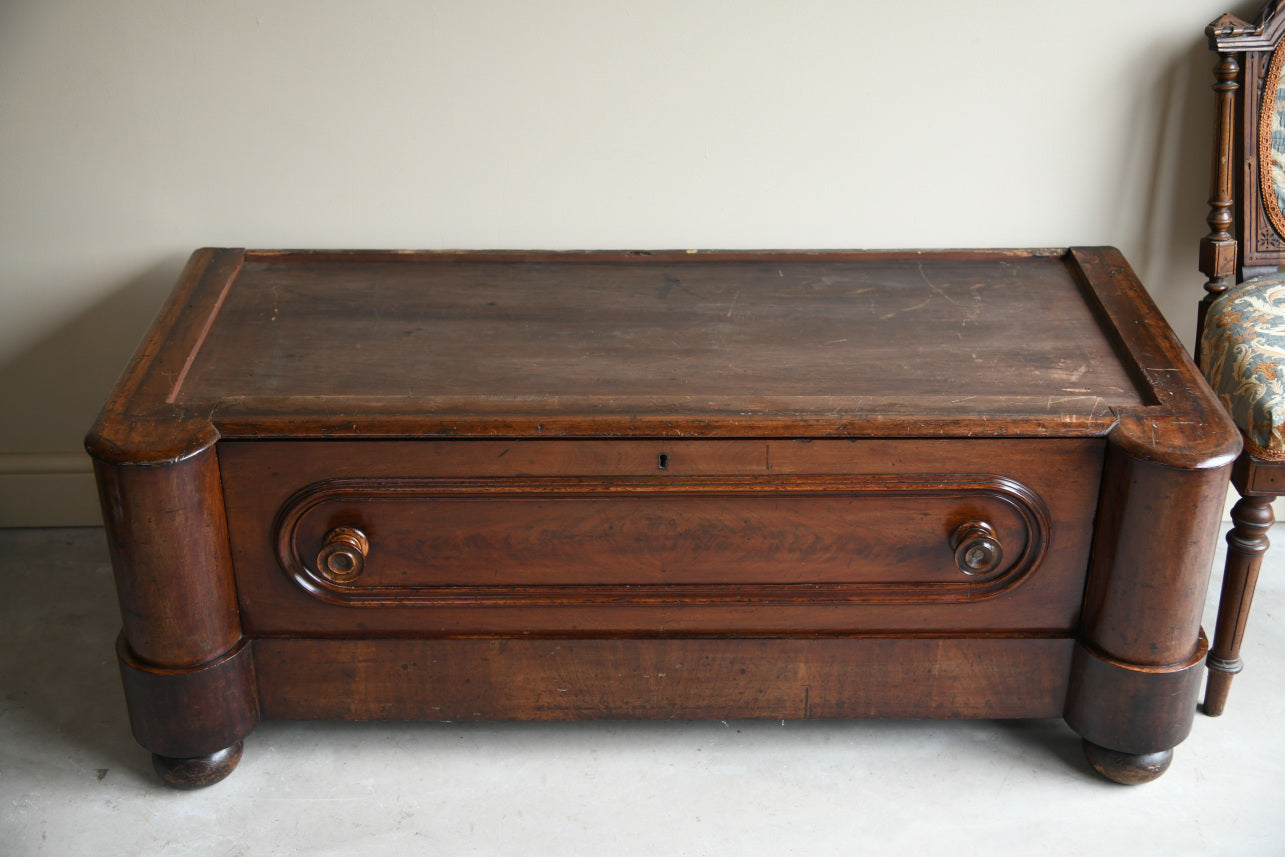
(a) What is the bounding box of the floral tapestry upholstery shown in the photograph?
[1201,273,1285,459]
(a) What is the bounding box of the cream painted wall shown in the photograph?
[0,0,1250,525]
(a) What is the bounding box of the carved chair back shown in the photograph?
[1201,1,1285,340]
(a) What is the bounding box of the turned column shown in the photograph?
[1197,49,1240,362]
[1204,493,1275,715]
[1064,419,1234,783]
[85,248,256,788]
[90,432,258,788]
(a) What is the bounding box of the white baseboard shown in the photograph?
[0,453,102,528]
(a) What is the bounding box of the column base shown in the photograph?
[117,634,259,762]
[1064,635,1206,760]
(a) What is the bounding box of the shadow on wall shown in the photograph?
[1131,2,1272,354]
[0,255,188,526]
[1123,35,1220,353]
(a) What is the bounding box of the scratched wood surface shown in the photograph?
[170,250,1147,427]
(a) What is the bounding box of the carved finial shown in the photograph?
[1207,13,1258,43]
[1207,2,1285,50]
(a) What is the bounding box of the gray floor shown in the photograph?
[1,528,1281,857]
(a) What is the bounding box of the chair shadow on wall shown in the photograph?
[1121,36,1223,346]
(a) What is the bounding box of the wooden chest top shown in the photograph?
[88,247,1235,465]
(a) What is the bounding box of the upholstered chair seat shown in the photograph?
[1201,273,1285,460]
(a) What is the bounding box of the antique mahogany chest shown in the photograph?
[86,248,1240,786]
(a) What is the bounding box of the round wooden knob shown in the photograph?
[317,526,369,582]
[950,521,1003,575]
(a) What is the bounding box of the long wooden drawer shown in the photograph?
[277,475,1044,600]
[219,437,1105,636]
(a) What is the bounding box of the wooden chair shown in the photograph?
[1199,0,1285,716]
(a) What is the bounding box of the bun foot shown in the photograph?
[151,741,243,789]
[1081,739,1172,784]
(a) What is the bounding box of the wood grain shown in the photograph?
[82,246,1244,786]
[121,249,1152,440]
[221,437,1102,636]
[255,636,1074,722]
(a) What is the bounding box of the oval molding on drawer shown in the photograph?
[272,475,1051,608]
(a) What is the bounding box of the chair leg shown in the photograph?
[1203,493,1275,716]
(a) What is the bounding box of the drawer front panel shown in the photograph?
[220,438,1104,635]
[276,475,1046,605]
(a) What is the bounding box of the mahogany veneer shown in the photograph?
[87,248,1240,786]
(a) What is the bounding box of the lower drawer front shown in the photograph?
[220,438,1105,635]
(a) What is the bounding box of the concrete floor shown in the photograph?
[1,528,1282,856]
